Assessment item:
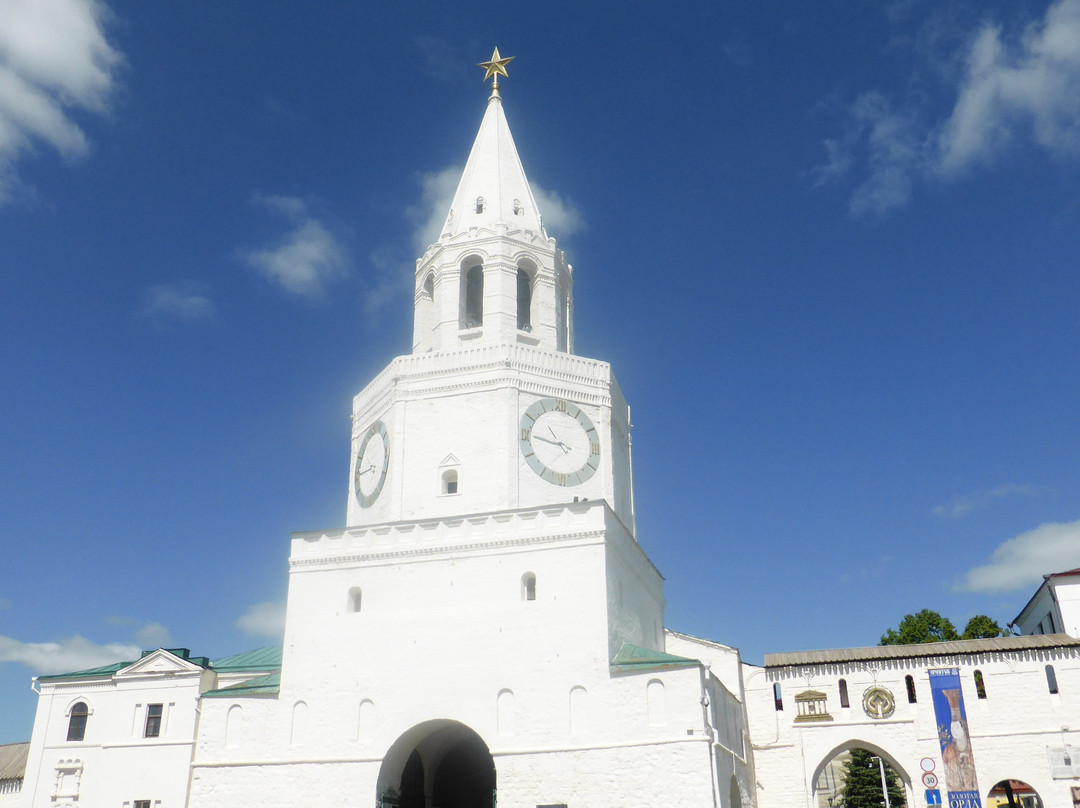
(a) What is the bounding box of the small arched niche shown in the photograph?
[521,572,536,602]
[347,587,363,614]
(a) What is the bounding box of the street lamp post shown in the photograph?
[869,756,891,808]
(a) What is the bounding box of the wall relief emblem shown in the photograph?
[862,686,896,719]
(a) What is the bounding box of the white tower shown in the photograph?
[344,68,634,533]
[189,53,725,808]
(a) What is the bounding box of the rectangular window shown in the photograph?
[134,801,151,808]
[144,704,163,738]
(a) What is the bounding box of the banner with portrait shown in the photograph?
[928,668,982,808]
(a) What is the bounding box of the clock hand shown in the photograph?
[534,434,572,453]
[548,425,572,453]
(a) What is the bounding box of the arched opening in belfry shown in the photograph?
[377,720,496,808]
[516,268,532,331]
[812,741,910,808]
[461,264,484,329]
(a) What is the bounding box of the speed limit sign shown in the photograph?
[922,772,939,788]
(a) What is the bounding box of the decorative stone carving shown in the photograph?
[794,690,832,722]
[862,686,896,719]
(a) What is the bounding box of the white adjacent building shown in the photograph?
[1013,568,1080,638]
[14,62,1080,808]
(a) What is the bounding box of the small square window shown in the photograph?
[144,704,163,738]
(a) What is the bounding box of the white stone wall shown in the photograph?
[190,660,720,807]
[189,500,727,807]
[1058,577,1080,636]
[744,644,1080,808]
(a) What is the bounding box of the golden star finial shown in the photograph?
[478,47,515,90]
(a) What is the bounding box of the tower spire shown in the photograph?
[438,50,543,241]
[412,51,573,356]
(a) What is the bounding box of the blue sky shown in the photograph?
[2,0,1080,743]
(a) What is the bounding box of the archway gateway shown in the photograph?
[812,742,910,808]
[986,779,1043,808]
[378,720,496,808]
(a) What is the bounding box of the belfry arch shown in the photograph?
[377,720,496,808]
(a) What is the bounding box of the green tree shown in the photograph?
[880,609,959,645]
[961,614,1008,639]
[837,748,906,808]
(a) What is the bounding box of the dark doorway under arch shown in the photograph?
[378,720,495,808]
[433,731,495,808]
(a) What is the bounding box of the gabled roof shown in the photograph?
[1013,567,1080,626]
[202,671,281,698]
[116,648,211,677]
[611,643,700,674]
[1048,567,1080,578]
[438,88,545,243]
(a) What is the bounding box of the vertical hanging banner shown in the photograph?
[928,668,982,808]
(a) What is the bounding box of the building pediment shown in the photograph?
[116,649,206,677]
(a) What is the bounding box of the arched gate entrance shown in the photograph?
[378,720,495,808]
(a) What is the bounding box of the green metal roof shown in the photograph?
[37,660,131,682]
[202,671,281,698]
[211,646,282,672]
[37,646,278,683]
[610,643,700,674]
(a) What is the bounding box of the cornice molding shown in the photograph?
[290,528,606,570]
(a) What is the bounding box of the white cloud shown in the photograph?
[242,195,347,298]
[847,93,921,217]
[134,622,174,649]
[139,283,213,321]
[0,633,139,675]
[0,0,122,202]
[406,165,461,255]
[362,247,414,319]
[955,517,1080,593]
[816,0,1080,215]
[530,182,585,237]
[235,601,286,638]
[932,483,1042,519]
[936,0,1080,175]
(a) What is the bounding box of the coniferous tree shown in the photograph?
[837,748,905,808]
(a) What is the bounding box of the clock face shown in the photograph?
[354,420,389,508]
[519,398,600,486]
